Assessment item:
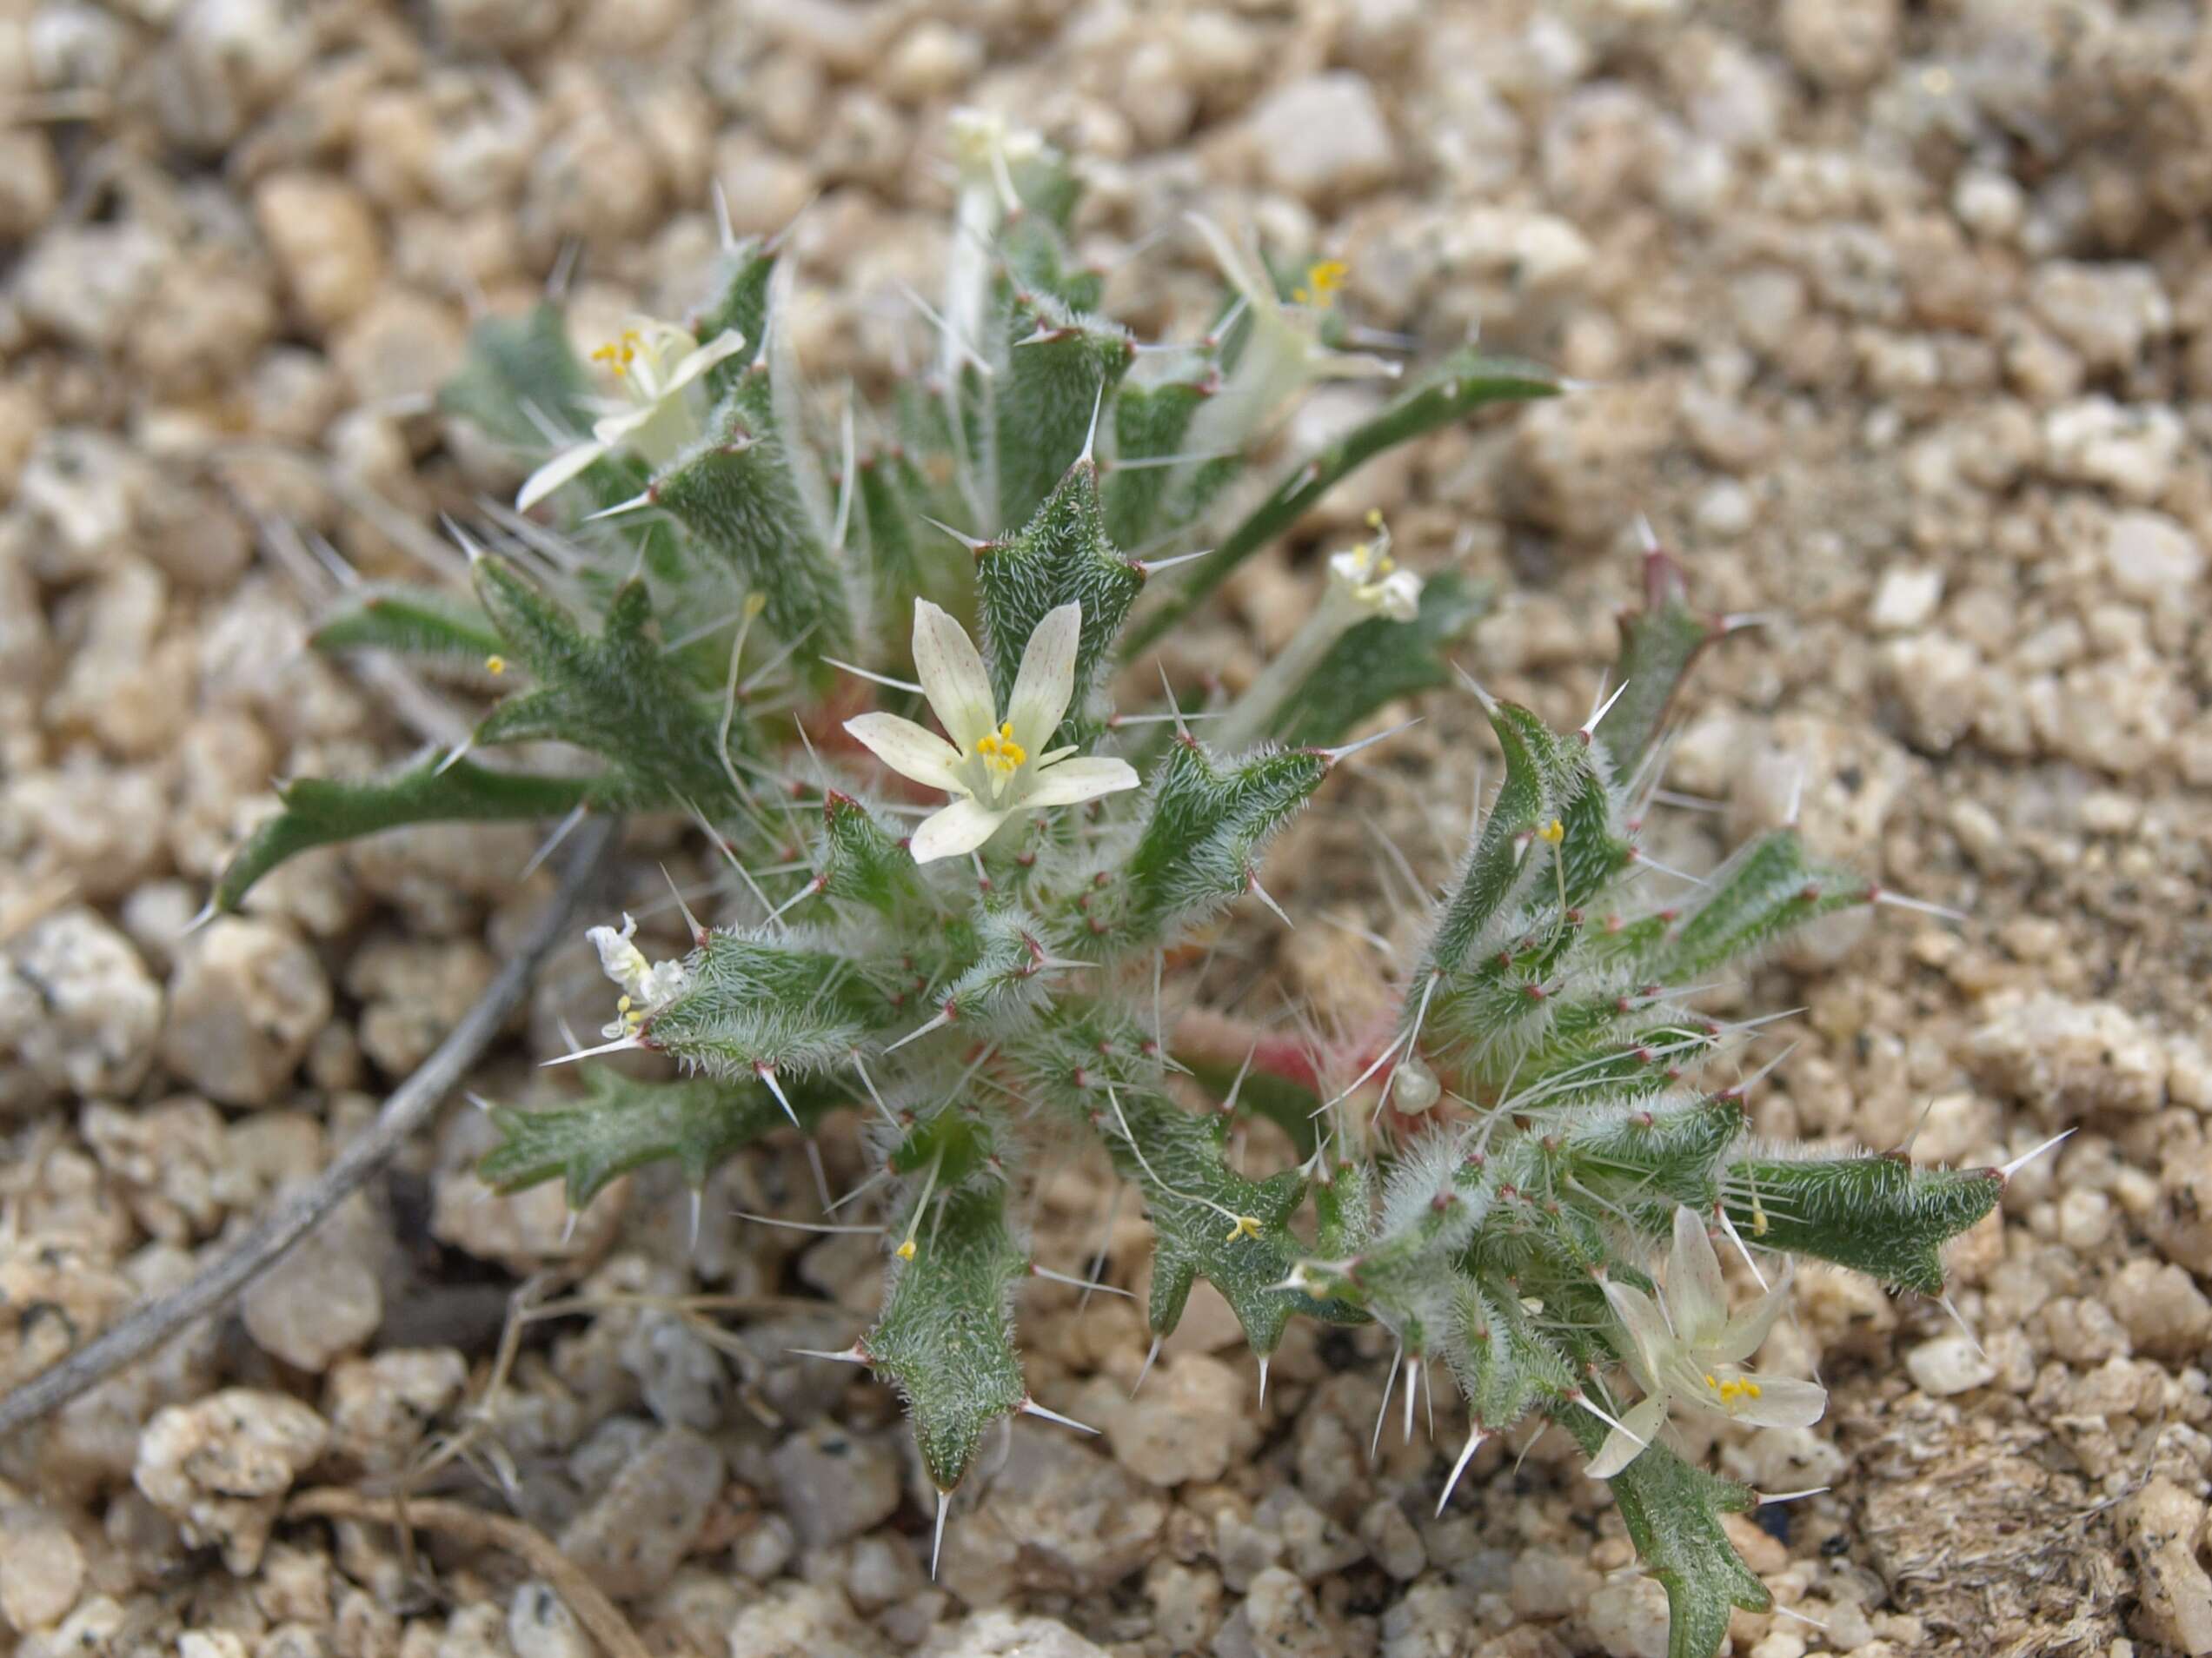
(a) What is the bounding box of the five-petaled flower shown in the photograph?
[1586,1204,1827,1479]
[515,319,749,512]
[586,913,692,1040]
[844,600,1140,864]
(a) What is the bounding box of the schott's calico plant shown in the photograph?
[214,116,2033,1658]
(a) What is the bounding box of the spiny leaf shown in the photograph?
[471,565,754,815]
[1601,548,1724,780]
[1724,1155,2000,1296]
[1101,376,1213,550]
[688,238,776,398]
[814,790,921,915]
[312,586,506,666]
[480,1071,796,1208]
[214,756,593,913]
[1117,739,1328,943]
[865,1184,1029,1491]
[1560,1409,1771,1658]
[439,302,593,452]
[1125,348,1560,653]
[1270,571,1489,749]
[643,927,896,1082]
[1642,830,1868,984]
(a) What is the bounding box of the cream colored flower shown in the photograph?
[515,319,748,511]
[1586,1205,1827,1479]
[1326,518,1423,623]
[587,913,692,1040]
[844,600,1139,863]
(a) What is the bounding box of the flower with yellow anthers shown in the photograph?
[1585,1205,1825,1480]
[484,654,507,676]
[1224,1214,1264,1242]
[1536,818,1564,845]
[1183,215,1398,456]
[1325,516,1423,624]
[586,913,693,1040]
[515,318,749,512]
[843,600,1140,864]
[1290,259,1349,307]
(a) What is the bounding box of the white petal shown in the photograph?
[1584,1395,1670,1481]
[844,713,964,793]
[912,600,996,752]
[1006,602,1081,751]
[1601,1278,1674,1391]
[909,794,1008,863]
[591,402,661,447]
[1730,1374,1827,1430]
[1711,1265,1794,1365]
[1022,754,1139,807]
[515,439,610,510]
[1186,213,1278,321]
[663,328,749,395]
[1664,1205,1729,1353]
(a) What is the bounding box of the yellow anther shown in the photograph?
[1744,1381,1761,1399]
[1538,818,1565,845]
[973,721,1026,776]
[1376,555,1395,574]
[485,653,507,675]
[1225,1214,1263,1242]
[1301,259,1349,308]
[743,592,768,618]
[1704,1373,1719,1390]
[1365,508,1385,529]
[1750,1192,1770,1237]
[617,995,633,1012]
[895,1239,917,1261]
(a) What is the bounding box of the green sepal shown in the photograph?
[1602,549,1723,781]
[973,459,1143,728]
[1644,830,1869,985]
[1270,572,1490,749]
[1125,349,1560,653]
[865,1184,1029,1491]
[815,791,920,915]
[648,375,856,681]
[438,302,593,452]
[470,565,754,815]
[312,586,505,666]
[213,756,592,913]
[642,928,895,1082]
[1560,1409,1771,1658]
[687,238,777,399]
[1119,739,1329,942]
[1724,1155,2001,1296]
[993,302,1132,533]
[478,1071,798,1209]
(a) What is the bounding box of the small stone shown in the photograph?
[1243,72,1398,202]
[938,1425,1167,1604]
[844,1532,921,1613]
[239,1194,387,1373]
[2119,1479,2212,1655]
[2043,397,2184,504]
[134,1389,329,1574]
[0,1503,84,1632]
[254,173,386,334]
[2107,1260,2212,1362]
[1510,1550,1601,1620]
[1965,993,2169,1119]
[881,20,982,103]
[1357,1499,1425,1581]
[14,222,168,352]
[1869,566,1943,633]
[345,937,497,1077]
[0,129,61,242]
[149,0,314,151]
[556,1428,722,1598]
[1905,1333,1996,1397]
[768,1423,900,1550]
[2104,509,2204,600]
[1691,478,1755,541]
[2029,262,2172,375]
[920,1611,1110,1657]
[322,1349,468,1474]
[506,1582,591,1658]
[1778,0,1898,90]
[722,1582,880,1658]
[1223,1567,1337,1658]
[80,1097,227,1243]
[0,907,163,1110]
[1580,1575,1671,1658]
[159,918,333,1109]
[1102,1352,1259,1488]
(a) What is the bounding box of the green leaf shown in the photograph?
[1601,548,1724,781]
[993,302,1132,532]
[641,928,895,1082]
[1643,830,1869,985]
[687,238,776,398]
[814,790,921,916]
[312,586,505,666]
[1561,1409,1771,1658]
[439,302,593,451]
[973,459,1144,731]
[1101,376,1212,549]
[1124,348,1560,653]
[471,564,753,815]
[864,1184,1029,1491]
[1270,572,1489,749]
[479,1071,795,1208]
[214,756,593,913]
[648,377,857,681]
[1723,1155,2001,1295]
[1118,739,1329,943]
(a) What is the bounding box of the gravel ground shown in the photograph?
[3,2,2209,1655]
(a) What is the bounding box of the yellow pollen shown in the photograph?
[1538,818,1565,845]
[1744,1381,1761,1398]
[1365,508,1385,529]
[895,1239,917,1261]
[590,330,641,376]
[1300,259,1349,308]
[617,995,632,1012]
[1704,1373,1718,1389]
[1225,1214,1263,1242]
[485,653,507,675]
[973,721,1027,775]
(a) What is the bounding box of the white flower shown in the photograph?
[843,600,1140,864]
[1586,1205,1827,1480]
[1183,215,1398,456]
[587,913,692,1039]
[515,319,749,511]
[1325,518,1423,623]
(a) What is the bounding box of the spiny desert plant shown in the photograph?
[214,115,2043,1657]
